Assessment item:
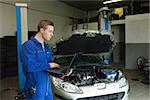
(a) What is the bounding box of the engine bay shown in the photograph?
[63,65,119,86]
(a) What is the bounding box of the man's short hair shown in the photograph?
[38,20,54,32]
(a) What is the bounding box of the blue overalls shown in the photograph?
[21,37,53,100]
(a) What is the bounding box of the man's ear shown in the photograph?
[40,28,44,34]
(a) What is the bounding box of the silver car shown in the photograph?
[50,30,129,100]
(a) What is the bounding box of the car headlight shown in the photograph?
[52,77,83,94]
[118,70,128,88]
[118,77,127,88]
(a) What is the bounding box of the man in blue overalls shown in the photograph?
[21,20,60,100]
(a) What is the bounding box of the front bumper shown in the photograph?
[54,82,129,100]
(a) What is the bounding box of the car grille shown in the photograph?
[77,92,125,100]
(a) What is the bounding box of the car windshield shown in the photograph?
[53,54,102,67]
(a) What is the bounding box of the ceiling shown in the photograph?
[60,0,149,12]
[60,0,104,11]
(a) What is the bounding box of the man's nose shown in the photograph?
[51,33,54,36]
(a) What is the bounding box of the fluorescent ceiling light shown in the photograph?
[103,0,123,4]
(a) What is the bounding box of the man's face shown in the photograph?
[42,25,54,41]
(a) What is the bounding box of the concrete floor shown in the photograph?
[0,67,150,100]
[124,70,150,100]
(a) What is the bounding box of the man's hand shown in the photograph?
[60,75,65,80]
[49,62,60,69]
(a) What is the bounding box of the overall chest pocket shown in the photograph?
[36,50,47,63]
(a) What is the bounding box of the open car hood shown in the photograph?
[54,31,113,55]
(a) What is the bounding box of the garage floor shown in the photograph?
[0,64,150,100]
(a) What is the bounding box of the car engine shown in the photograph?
[63,65,119,86]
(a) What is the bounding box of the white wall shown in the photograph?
[125,13,150,44]
[0,0,86,45]
[27,1,86,45]
[72,22,98,31]
[125,13,150,69]
[88,10,98,18]
[0,1,16,37]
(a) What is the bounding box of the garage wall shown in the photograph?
[88,10,98,18]
[0,0,86,45]
[76,22,98,30]
[125,13,150,69]
[0,1,16,37]
[27,1,86,45]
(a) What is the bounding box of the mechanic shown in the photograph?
[21,20,60,100]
